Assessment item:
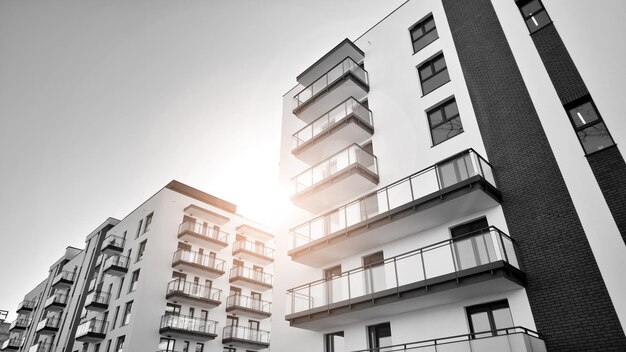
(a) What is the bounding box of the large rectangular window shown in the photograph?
[427,97,463,145]
[418,53,449,95]
[566,96,615,154]
[409,14,438,53]
[466,300,514,338]
[517,0,551,33]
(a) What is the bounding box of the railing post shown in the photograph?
[393,257,400,296]
[449,239,459,283]
[434,165,442,191]
[409,175,415,201]
[308,284,312,311]
[385,187,391,212]
[420,249,428,291]
[498,229,510,263]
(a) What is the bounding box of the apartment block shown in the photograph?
[273,1,626,352]
[2,181,274,352]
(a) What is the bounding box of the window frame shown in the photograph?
[564,96,615,155]
[426,96,464,146]
[408,13,439,54]
[128,269,140,293]
[144,212,154,233]
[466,300,513,338]
[136,240,147,262]
[324,331,345,352]
[417,51,450,96]
[115,336,125,352]
[121,301,133,326]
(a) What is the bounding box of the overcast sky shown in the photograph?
[0,0,406,320]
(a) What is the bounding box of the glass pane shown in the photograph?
[443,100,459,119]
[521,0,543,17]
[433,56,447,72]
[568,101,599,128]
[577,122,614,154]
[419,65,433,80]
[492,307,514,332]
[424,17,435,32]
[422,69,450,95]
[411,26,424,41]
[428,108,444,127]
[438,161,458,188]
[413,28,438,53]
[526,11,550,32]
[470,312,491,334]
[431,117,463,145]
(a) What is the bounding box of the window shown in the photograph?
[451,217,491,270]
[116,277,125,299]
[182,341,189,352]
[105,340,111,352]
[111,306,120,330]
[136,240,147,262]
[517,0,551,33]
[121,301,133,326]
[166,303,181,316]
[409,13,438,53]
[94,344,100,352]
[115,336,125,352]
[565,97,615,154]
[466,300,514,338]
[427,97,463,145]
[129,270,140,293]
[368,322,392,350]
[325,331,345,352]
[363,252,385,294]
[135,219,143,239]
[144,213,153,233]
[195,343,204,352]
[418,53,449,95]
[159,338,175,352]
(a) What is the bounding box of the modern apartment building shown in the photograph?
[274,1,626,352]
[1,181,274,352]
[0,311,9,346]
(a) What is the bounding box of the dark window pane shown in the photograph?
[422,69,450,95]
[520,0,543,17]
[568,101,599,127]
[428,109,444,127]
[424,17,435,32]
[413,29,438,52]
[444,100,459,118]
[577,122,615,154]
[432,117,463,145]
[433,56,447,72]
[410,26,424,41]
[526,10,550,32]
[419,65,433,80]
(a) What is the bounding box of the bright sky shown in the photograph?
[0,0,406,320]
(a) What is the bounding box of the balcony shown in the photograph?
[177,221,229,250]
[166,278,222,309]
[297,39,364,87]
[43,293,68,312]
[51,271,75,289]
[236,224,274,241]
[94,254,103,268]
[289,148,501,267]
[171,250,226,279]
[28,342,52,352]
[350,327,546,352]
[103,255,129,277]
[232,240,274,265]
[85,290,111,312]
[8,317,30,332]
[291,144,379,212]
[293,57,369,124]
[75,319,108,342]
[35,317,60,335]
[1,337,24,351]
[292,97,374,164]
[285,227,524,330]
[226,295,272,319]
[87,278,97,293]
[159,314,218,341]
[229,266,273,291]
[101,235,125,255]
[16,300,36,314]
[222,326,270,350]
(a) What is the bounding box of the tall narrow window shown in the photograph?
[182,341,189,352]
[517,0,551,33]
[409,13,438,53]
[363,252,385,294]
[111,306,120,330]
[325,331,345,352]
[565,96,615,154]
[121,301,133,326]
[144,213,153,233]
[115,336,125,352]
[129,270,140,293]
[136,240,147,262]
[135,219,143,238]
[368,322,392,350]
[418,53,450,95]
[427,97,463,145]
[451,217,491,270]
[116,277,125,299]
[466,300,514,338]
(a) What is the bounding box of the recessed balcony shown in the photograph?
[289,148,501,267]
[159,314,218,341]
[229,266,273,291]
[292,97,374,164]
[285,227,524,330]
[101,235,125,256]
[28,342,53,352]
[103,255,129,277]
[84,290,111,312]
[226,295,272,320]
[291,143,379,212]
[177,221,229,250]
[171,250,226,279]
[51,271,75,290]
[222,326,270,350]
[232,240,274,265]
[166,278,222,309]
[75,319,108,343]
[35,317,60,335]
[43,293,68,312]
[16,300,36,314]
[293,57,369,124]
[1,336,24,351]
[8,317,30,332]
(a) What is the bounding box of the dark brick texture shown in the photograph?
[441,0,626,350]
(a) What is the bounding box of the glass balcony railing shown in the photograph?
[166,278,222,302]
[227,295,272,315]
[230,266,273,286]
[292,97,373,149]
[28,341,53,352]
[85,290,111,308]
[36,317,60,331]
[160,314,217,336]
[233,240,274,260]
[286,227,520,315]
[290,148,495,249]
[87,278,97,293]
[9,316,31,330]
[44,293,68,307]
[178,221,229,244]
[293,57,369,109]
[103,255,130,272]
[292,143,378,195]
[101,234,125,251]
[76,319,108,338]
[16,299,37,312]
[1,336,24,349]
[223,325,270,345]
[52,271,75,287]
[172,250,225,272]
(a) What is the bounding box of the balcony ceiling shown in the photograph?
[296,38,364,87]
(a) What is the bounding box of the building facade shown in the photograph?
[2,181,274,352]
[273,1,626,352]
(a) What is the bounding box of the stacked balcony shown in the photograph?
[8,316,30,332]
[232,240,274,265]
[75,319,108,342]
[84,290,111,312]
[166,278,222,309]
[28,342,52,352]
[103,255,129,277]
[226,295,272,319]
[236,224,274,242]
[286,226,524,330]
[43,293,68,312]
[222,326,270,350]
[171,250,225,278]
[35,317,59,335]
[289,149,501,267]
[101,235,125,256]
[51,271,75,289]
[16,300,36,315]
[0,336,24,351]
[177,221,229,250]
[229,266,272,291]
[159,314,218,341]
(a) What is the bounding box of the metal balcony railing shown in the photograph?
[52,271,75,284]
[76,319,108,338]
[290,148,495,249]
[233,240,274,259]
[36,317,60,330]
[226,295,272,314]
[101,234,125,250]
[230,266,273,286]
[178,221,229,244]
[1,336,25,349]
[16,299,37,312]
[160,314,217,335]
[166,278,222,302]
[44,293,68,307]
[85,290,111,307]
[172,250,225,272]
[287,227,520,315]
[292,97,373,148]
[293,57,368,109]
[223,325,270,344]
[28,342,53,352]
[9,316,31,330]
[103,255,130,271]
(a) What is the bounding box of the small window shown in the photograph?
[116,277,125,299]
[418,53,450,95]
[566,97,615,154]
[135,219,143,239]
[325,331,345,352]
[105,340,111,352]
[517,0,551,33]
[409,14,438,53]
[166,303,181,316]
[466,300,514,338]
[144,213,153,233]
[182,341,189,352]
[121,301,133,326]
[368,322,392,349]
[136,240,147,262]
[111,306,120,330]
[195,343,204,352]
[129,270,140,293]
[115,336,125,352]
[427,97,463,145]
